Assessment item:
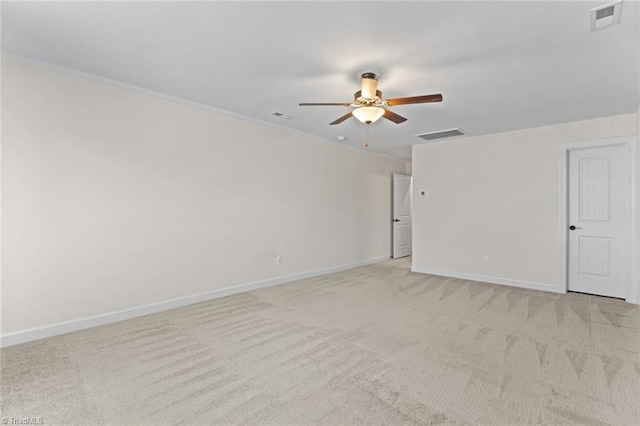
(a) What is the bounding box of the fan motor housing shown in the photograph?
[354,90,382,106]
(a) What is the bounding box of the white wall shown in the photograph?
[1,58,405,337]
[412,113,638,294]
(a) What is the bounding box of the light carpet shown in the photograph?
[1,258,639,425]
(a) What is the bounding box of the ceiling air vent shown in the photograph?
[590,1,622,31]
[270,111,290,119]
[416,128,465,142]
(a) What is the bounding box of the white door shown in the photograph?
[393,173,412,258]
[568,145,627,298]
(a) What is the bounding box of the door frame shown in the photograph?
[558,136,638,303]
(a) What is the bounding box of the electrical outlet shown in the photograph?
[483,256,489,264]
[276,256,282,265]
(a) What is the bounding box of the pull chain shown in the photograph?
[364,125,370,148]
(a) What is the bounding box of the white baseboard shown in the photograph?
[0,255,389,348]
[410,266,562,294]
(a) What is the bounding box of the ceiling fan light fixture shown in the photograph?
[298,72,442,127]
[352,106,384,124]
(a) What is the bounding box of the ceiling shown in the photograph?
[2,1,639,161]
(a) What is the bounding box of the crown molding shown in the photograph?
[1,52,407,164]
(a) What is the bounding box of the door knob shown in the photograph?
[569,225,582,230]
[393,219,400,222]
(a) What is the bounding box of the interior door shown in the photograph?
[393,173,412,259]
[568,145,627,298]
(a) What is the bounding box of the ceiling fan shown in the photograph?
[299,72,442,125]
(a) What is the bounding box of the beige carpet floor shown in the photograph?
[1,258,639,425]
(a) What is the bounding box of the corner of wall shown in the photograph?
[637,103,640,305]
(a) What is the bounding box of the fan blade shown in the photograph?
[385,94,442,106]
[330,112,353,125]
[299,102,351,106]
[383,109,408,124]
